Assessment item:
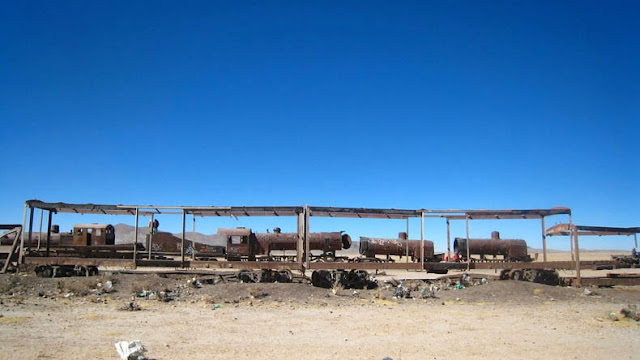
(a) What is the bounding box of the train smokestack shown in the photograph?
[398,232,407,240]
[491,231,500,240]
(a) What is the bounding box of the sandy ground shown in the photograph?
[0,270,639,360]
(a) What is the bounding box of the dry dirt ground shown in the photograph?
[0,271,639,360]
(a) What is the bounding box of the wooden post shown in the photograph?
[134,208,139,267]
[18,204,28,265]
[27,207,34,253]
[569,214,574,262]
[420,212,424,272]
[634,233,638,249]
[573,227,581,286]
[37,209,44,251]
[304,205,310,269]
[45,210,52,257]
[446,218,451,261]
[541,216,547,263]
[465,215,471,271]
[405,218,410,264]
[181,210,186,267]
[192,215,196,261]
[297,211,304,269]
[148,214,154,260]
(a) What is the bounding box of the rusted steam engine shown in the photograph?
[218,227,351,261]
[453,231,531,262]
[359,232,441,262]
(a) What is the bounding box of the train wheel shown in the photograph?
[88,266,99,276]
[510,270,524,281]
[276,270,293,283]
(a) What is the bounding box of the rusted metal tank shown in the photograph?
[255,230,351,253]
[359,232,435,261]
[217,228,351,258]
[453,231,529,261]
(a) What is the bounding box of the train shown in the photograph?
[453,231,531,262]
[217,227,352,261]
[358,232,442,262]
[19,224,533,266]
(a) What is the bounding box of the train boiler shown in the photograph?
[217,227,352,261]
[359,232,438,262]
[453,231,531,262]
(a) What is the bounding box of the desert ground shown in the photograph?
[0,251,639,360]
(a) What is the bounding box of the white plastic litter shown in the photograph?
[115,340,147,360]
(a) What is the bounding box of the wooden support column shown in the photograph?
[405,218,410,264]
[446,218,451,261]
[181,210,186,267]
[133,208,139,268]
[569,214,574,262]
[18,204,28,265]
[541,216,547,262]
[304,205,310,269]
[297,211,304,269]
[465,215,471,271]
[37,209,44,251]
[192,215,196,261]
[27,207,34,253]
[634,233,638,249]
[420,212,424,272]
[148,214,154,260]
[573,227,581,286]
[45,210,52,257]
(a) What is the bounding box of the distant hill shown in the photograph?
[113,224,225,246]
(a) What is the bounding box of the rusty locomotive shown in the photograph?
[358,232,443,262]
[453,231,531,262]
[217,227,352,261]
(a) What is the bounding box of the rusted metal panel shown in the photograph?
[471,260,614,270]
[24,257,134,267]
[546,223,640,236]
[189,261,303,271]
[308,206,420,219]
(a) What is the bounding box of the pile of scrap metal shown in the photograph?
[499,268,560,285]
[611,255,639,268]
[310,269,378,290]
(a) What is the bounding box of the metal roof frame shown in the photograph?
[546,223,640,237]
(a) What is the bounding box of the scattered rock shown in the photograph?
[533,288,544,295]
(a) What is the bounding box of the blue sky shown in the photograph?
[1,1,638,250]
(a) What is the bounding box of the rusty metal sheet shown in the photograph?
[24,257,134,267]
[308,206,420,219]
[189,261,303,271]
[546,223,640,236]
[470,260,614,270]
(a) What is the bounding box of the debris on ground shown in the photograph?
[120,297,142,311]
[115,340,147,360]
[607,304,640,323]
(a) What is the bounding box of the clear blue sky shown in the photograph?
[1,1,638,250]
